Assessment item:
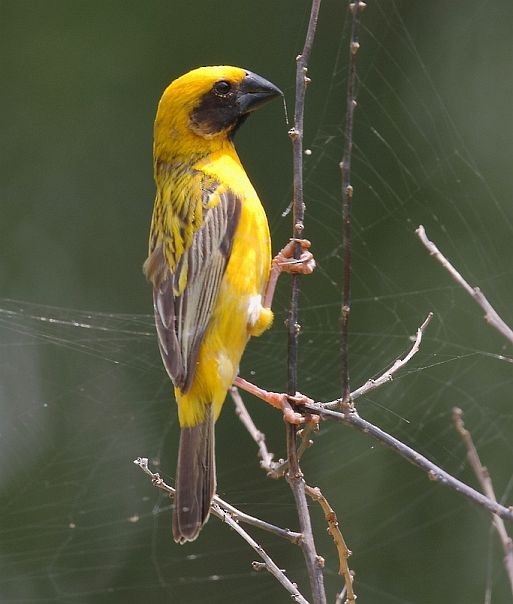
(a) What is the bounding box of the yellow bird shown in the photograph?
[144,65,314,543]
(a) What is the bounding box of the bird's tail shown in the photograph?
[172,405,216,543]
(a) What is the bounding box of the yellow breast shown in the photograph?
[176,148,273,427]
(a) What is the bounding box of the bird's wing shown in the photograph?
[144,181,241,392]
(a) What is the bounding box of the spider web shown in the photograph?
[1,1,513,603]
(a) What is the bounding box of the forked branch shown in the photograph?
[133,458,307,602]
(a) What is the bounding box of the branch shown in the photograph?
[134,458,308,602]
[133,458,302,544]
[324,312,433,408]
[335,580,353,604]
[416,225,513,346]
[298,407,513,524]
[453,408,513,594]
[340,0,366,403]
[230,386,277,474]
[287,1,326,602]
[232,382,316,479]
[211,500,309,604]
[271,424,316,479]
[305,485,356,604]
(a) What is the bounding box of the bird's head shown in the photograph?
[154,65,282,156]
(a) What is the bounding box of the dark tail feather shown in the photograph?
[172,406,216,543]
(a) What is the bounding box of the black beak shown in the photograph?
[237,71,283,114]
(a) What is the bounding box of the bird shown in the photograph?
[144,65,315,544]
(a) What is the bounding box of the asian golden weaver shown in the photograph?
[144,66,284,543]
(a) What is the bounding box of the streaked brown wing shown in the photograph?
[145,189,241,392]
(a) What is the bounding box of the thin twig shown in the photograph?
[340,0,366,405]
[286,465,325,603]
[215,495,302,545]
[230,386,277,474]
[335,572,354,604]
[134,460,308,603]
[133,458,302,544]
[298,407,513,524]
[305,485,356,604]
[416,225,513,346]
[287,1,326,602]
[210,501,310,604]
[230,385,316,479]
[323,312,433,409]
[453,408,513,594]
[271,424,316,479]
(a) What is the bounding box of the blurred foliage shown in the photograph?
[1,1,513,603]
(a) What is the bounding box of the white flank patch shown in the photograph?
[247,294,263,326]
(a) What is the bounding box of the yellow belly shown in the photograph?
[176,152,273,427]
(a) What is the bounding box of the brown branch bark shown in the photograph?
[305,485,356,604]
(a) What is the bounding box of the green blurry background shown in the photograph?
[1,1,513,602]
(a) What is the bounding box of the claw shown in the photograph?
[284,392,319,426]
[288,392,314,405]
[273,239,316,276]
[233,377,318,425]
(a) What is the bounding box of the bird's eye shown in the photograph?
[213,80,232,95]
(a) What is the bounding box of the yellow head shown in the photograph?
[154,65,282,158]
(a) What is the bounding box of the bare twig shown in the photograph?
[287,1,326,602]
[134,459,308,602]
[286,465,325,603]
[323,313,433,409]
[230,386,277,474]
[340,0,366,405]
[335,573,355,604]
[133,458,302,544]
[211,501,310,604]
[453,408,513,594]
[416,225,513,346]
[298,407,513,524]
[305,485,356,604]
[271,424,316,479]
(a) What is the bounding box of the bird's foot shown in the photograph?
[233,377,318,425]
[273,239,316,275]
